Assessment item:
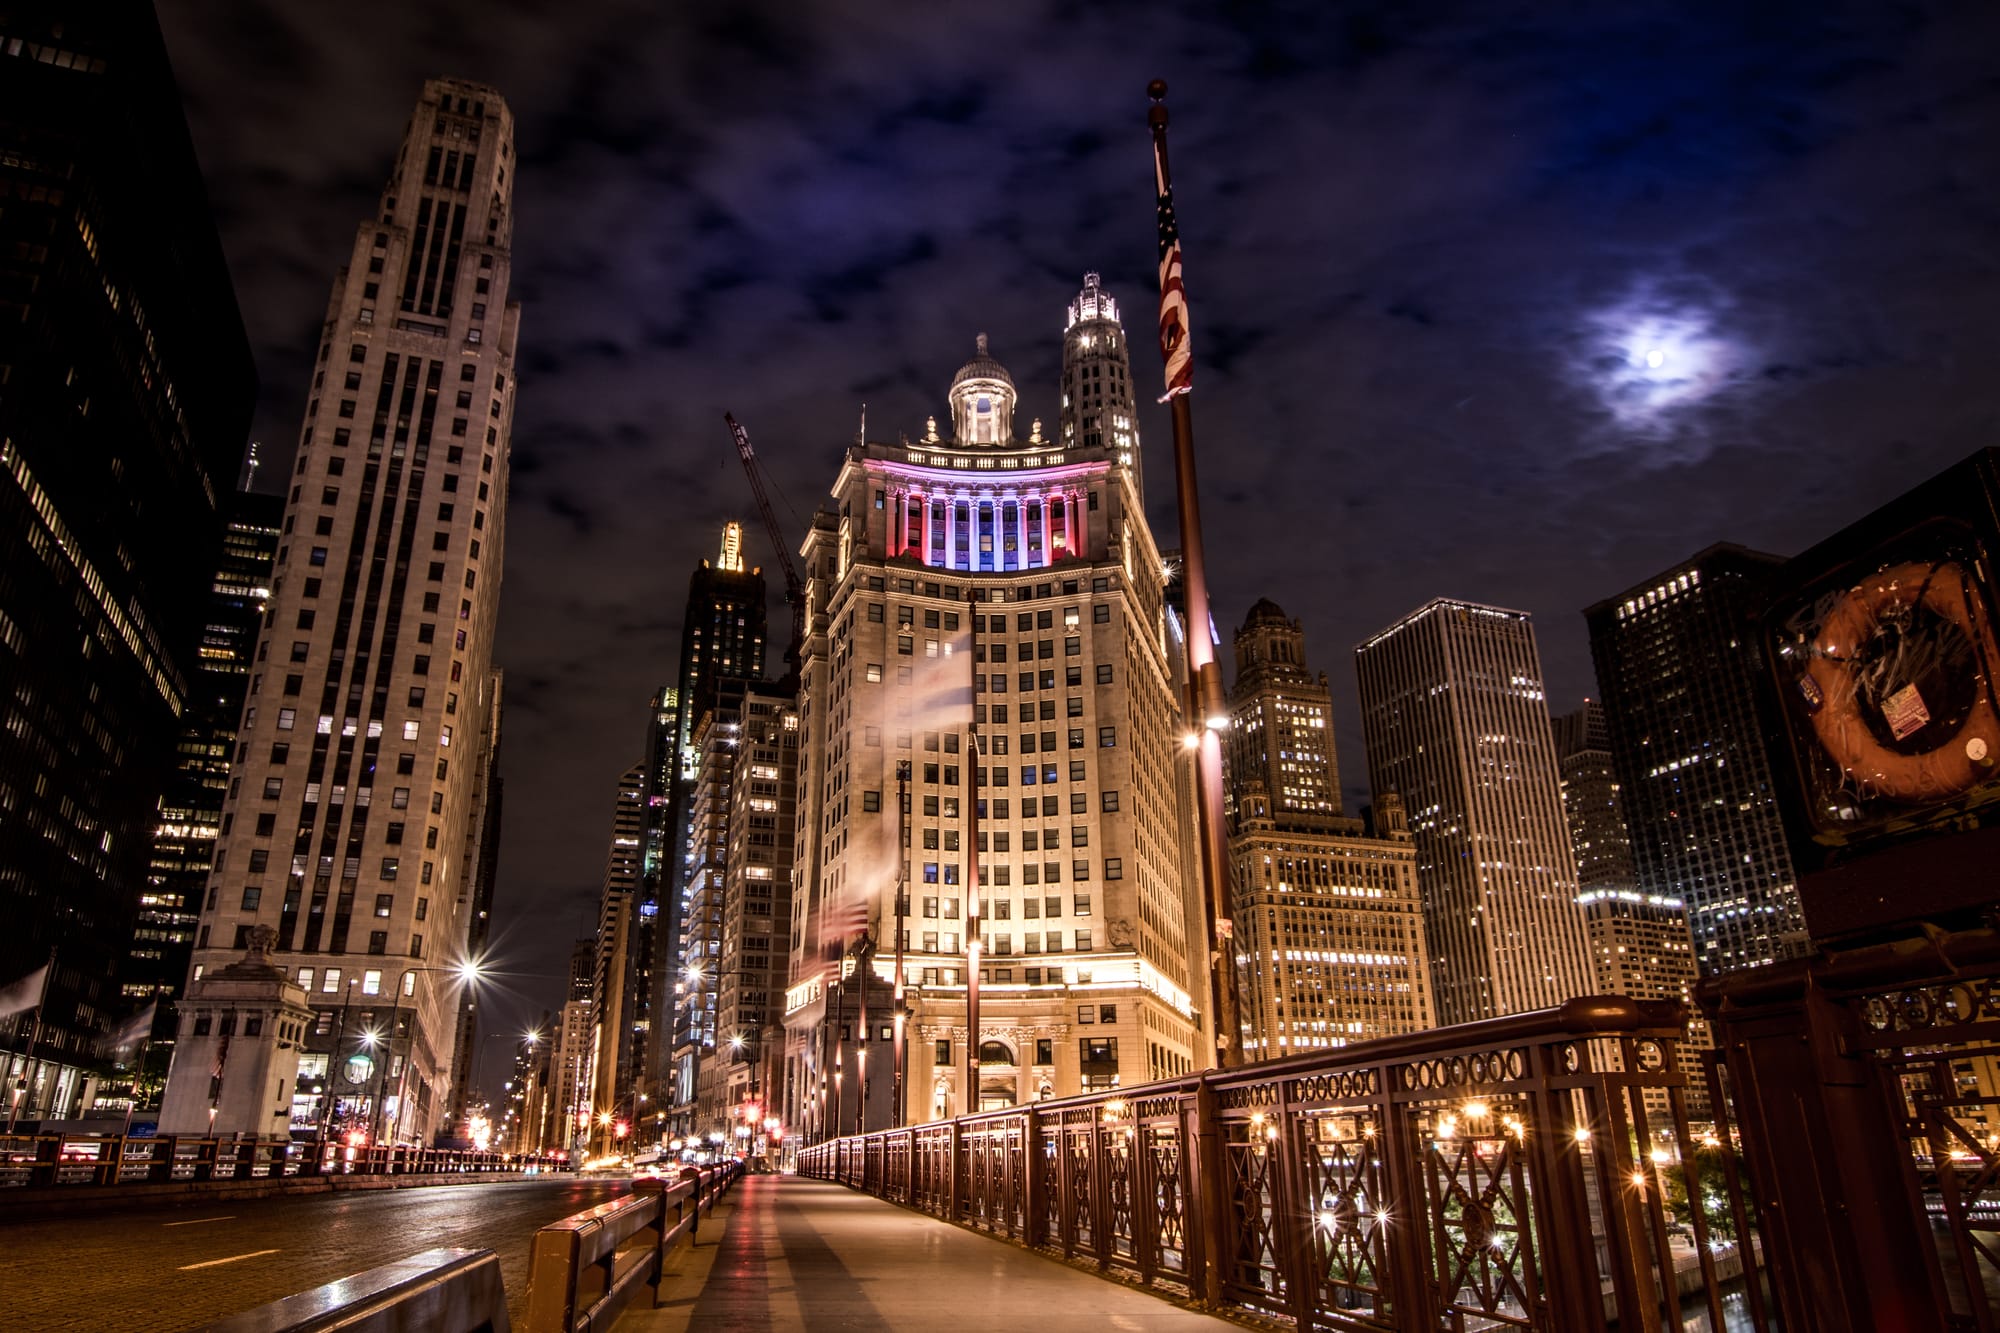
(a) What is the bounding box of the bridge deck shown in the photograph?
[622,1174,1236,1332]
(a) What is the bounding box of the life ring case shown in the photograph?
[1757,447,2000,948]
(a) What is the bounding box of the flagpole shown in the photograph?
[892,760,910,1129]
[1148,79,1243,1069]
[964,611,981,1118]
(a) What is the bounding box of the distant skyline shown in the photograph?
[156,0,2000,1033]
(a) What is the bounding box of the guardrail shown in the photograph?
[523,1161,741,1333]
[799,997,1761,1332]
[0,1132,565,1189]
[193,1246,512,1332]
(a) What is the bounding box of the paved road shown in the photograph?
[0,1176,628,1331]
[624,1175,1238,1332]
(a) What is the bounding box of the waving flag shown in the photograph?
[1155,134,1192,398]
[0,963,48,1021]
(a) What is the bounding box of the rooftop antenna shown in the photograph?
[240,441,260,492]
[858,402,867,447]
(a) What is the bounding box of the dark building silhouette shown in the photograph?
[131,490,283,1090]
[1585,544,1808,974]
[0,2,256,1119]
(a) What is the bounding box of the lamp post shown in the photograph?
[376,959,485,1146]
[893,760,910,1129]
[318,978,360,1144]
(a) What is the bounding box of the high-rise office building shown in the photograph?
[672,677,767,1138]
[590,761,645,1126]
[714,696,801,1144]
[1550,701,1636,895]
[169,79,520,1143]
[1060,273,1144,500]
[0,1,257,1122]
[131,492,284,1091]
[1584,545,1808,974]
[784,299,1199,1133]
[1226,601,1433,1056]
[658,527,768,1120]
[1355,600,1594,1026]
[634,686,680,1104]
[1553,700,1709,1114]
[670,524,768,769]
[1226,599,1344,826]
[546,936,594,1159]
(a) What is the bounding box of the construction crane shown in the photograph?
[724,411,806,685]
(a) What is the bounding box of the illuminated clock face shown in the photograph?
[344,1055,375,1085]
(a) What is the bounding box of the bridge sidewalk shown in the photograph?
[619,1174,1239,1332]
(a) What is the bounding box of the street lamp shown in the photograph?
[376,958,487,1146]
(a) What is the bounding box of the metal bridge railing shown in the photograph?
[522,1160,741,1333]
[0,1133,566,1189]
[800,996,1763,1332]
[194,1246,511,1333]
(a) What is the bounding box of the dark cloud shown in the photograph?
[156,0,2000,1034]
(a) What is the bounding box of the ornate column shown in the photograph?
[1041,494,1053,566]
[918,493,932,567]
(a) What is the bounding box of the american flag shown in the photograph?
[1155,136,1192,398]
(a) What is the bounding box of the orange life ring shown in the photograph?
[1804,560,2000,802]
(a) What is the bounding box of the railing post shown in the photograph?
[1023,1105,1044,1247]
[1272,1077,1317,1331]
[636,1177,668,1300]
[1090,1109,1112,1268]
[1378,1062,1439,1326]
[1191,1080,1227,1308]
[948,1117,964,1220]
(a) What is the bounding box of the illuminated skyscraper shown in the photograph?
[1550,701,1635,895]
[169,79,520,1142]
[1584,545,1807,974]
[1554,700,1709,1114]
[590,761,646,1123]
[785,317,1198,1132]
[670,524,768,768]
[1227,599,1344,826]
[1355,600,1594,1026]
[715,696,800,1145]
[1226,601,1432,1056]
[1060,274,1143,500]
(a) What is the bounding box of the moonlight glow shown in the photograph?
[1583,297,1739,431]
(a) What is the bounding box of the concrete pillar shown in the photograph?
[159,928,314,1140]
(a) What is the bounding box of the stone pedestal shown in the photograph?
[159,928,314,1138]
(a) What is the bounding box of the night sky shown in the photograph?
[156,1,2000,1042]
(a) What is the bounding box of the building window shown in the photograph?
[1104,858,1123,881]
[935,1039,951,1065]
[1102,790,1120,812]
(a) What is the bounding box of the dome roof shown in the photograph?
[1243,597,1289,626]
[950,333,1015,391]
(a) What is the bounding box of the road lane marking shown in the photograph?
[178,1249,279,1270]
[162,1216,236,1227]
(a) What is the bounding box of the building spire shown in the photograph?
[717,520,745,573]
